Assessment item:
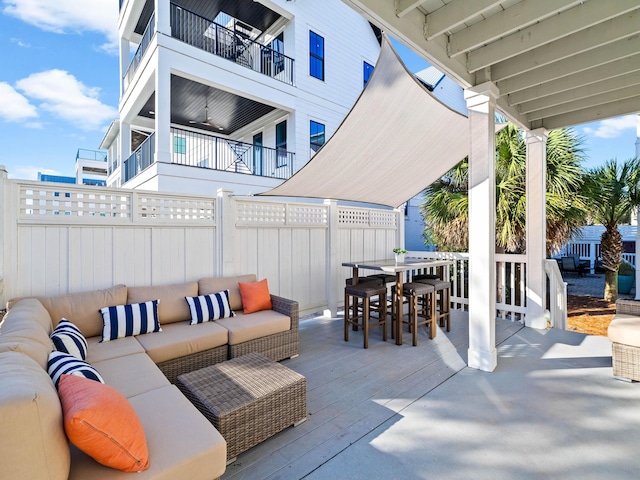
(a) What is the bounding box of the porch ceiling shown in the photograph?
[341,0,640,130]
[137,75,277,135]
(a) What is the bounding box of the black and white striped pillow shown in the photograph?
[186,290,235,325]
[50,318,88,360]
[48,351,104,389]
[99,300,162,342]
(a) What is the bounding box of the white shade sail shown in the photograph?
[259,36,470,208]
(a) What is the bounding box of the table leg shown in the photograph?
[352,267,359,331]
[395,272,403,345]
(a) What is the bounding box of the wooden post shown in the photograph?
[325,199,339,317]
[217,189,235,277]
[464,82,498,372]
[525,128,548,329]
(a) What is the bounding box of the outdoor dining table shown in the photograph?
[342,258,454,345]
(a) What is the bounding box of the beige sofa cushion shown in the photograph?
[128,282,198,325]
[9,285,128,338]
[216,310,290,345]
[0,299,53,368]
[608,314,640,346]
[198,274,256,311]
[0,351,70,480]
[92,353,170,399]
[135,321,228,365]
[69,385,227,480]
[85,335,145,364]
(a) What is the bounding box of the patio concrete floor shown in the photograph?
[223,310,640,480]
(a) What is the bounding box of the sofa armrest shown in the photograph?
[270,295,299,332]
[615,299,640,316]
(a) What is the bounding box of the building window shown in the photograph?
[309,31,324,80]
[363,61,374,87]
[310,120,325,153]
[174,136,186,154]
[276,121,287,167]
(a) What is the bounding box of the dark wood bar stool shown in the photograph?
[414,277,451,332]
[344,284,387,348]
[392,282,436,346]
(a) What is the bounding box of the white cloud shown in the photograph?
[16,69,117,130]
[0,81,38,121]
[10,37,30,47]
[582,115,637,139]
[3,0,118,54]
[9,166,60,181]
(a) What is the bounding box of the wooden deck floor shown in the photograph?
[223,311,523,479]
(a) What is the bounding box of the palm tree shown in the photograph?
[583,158,640,302]
[420,124,587,255]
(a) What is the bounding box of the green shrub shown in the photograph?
[618,261,635,276]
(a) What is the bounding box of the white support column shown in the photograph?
[154,0,171,37]
[397,204,406,253]
[0,166,6,305]
[119,121,131,183]
[464,82,499,372]
[636,114,640,299]
[119,37,130,96]
[217,189,235,277]
[325,199,339,317]
[525,128,548,329]
[155,60,171,164]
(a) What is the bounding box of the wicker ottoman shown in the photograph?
[176,352,307,460]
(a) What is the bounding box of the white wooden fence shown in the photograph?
[0,174,400,315]
[1,172,566,327]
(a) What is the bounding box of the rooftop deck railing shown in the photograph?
[76,149,107,162]
[123,12,155,91]
[170,4,294,86]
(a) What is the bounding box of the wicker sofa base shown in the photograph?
[612,342,640,382]
[176,352,307,460]
[157,345,229,384]
[229,329,299,362]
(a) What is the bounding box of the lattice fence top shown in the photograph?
[137,194,215,222]
[18,182,215,224]
[236,200,327,227]
[338,207,396,229]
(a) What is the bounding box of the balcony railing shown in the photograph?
[170,4,294,86]
[171,127,294,179]
[122,128,295,184]
[76,149,107,162]
[123,12,155,91]
[123,132,155,183]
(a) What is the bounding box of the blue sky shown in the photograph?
[0,1,637,180]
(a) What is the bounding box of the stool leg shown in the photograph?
[363,297,370,349]
[353,296,359,331]
[444,287,451,332]
[381,295,387,342]
[344,291,350,342]
[411,295,418,346]
[429,291,437,339]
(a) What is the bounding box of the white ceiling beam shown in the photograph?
[467,0,640,73]
[448,0,581,58]
[518,71,640,114]
[507,56,640,105]
[341,0,473,86]
[542,97,640,130]
[527,85,640,122]
[491,11,640,82]
[497,38,640,94]
[395,0,424,18]
[424,0,502,41]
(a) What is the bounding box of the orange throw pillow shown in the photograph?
[238,278,273,314]
[58,374,150,472]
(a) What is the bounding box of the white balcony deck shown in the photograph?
[224,311,640,480]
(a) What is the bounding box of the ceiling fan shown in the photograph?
[189,104,224,131]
